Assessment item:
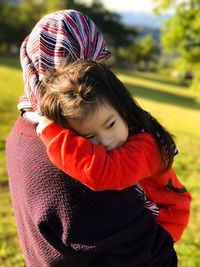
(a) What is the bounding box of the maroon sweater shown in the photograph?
[6,115,177,267]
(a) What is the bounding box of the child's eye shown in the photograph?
[107,121,116,129]
[86,135,95,140]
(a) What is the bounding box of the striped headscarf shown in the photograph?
[18,9,111,112]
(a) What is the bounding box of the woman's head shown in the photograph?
[40,60,176,169]
[18,9,110,112]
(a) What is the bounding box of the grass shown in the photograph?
[0,56,25,266]
[1,57,200,266]
[0,56,24,187]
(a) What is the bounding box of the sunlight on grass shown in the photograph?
[0,58,26,266]
[0,189,26,267]
[1,57,200,266]
[0,60,24,188]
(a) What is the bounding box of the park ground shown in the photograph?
[0,56,200,267]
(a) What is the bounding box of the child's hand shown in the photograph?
[36,115,53,136]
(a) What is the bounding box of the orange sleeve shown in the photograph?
[40,122,161,191]
[157,169,192,242]
[140,168,192,242]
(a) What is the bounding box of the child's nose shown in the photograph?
[99,135,113,150]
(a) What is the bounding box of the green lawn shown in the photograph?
[0,57,200,266]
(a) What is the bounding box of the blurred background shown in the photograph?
[0,0,200,266]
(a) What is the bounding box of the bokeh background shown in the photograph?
[0,0,200,266]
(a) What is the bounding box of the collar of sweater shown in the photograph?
[23,111,40,123]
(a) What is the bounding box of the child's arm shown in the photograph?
[140,168,192,242]
[38,120,161,191]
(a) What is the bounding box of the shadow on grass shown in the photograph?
[0,177,9,187]
[0,140,5,151]
[125,82,200,111]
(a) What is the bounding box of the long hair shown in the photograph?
[40,60,176,172]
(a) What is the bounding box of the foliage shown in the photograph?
[153,0,200,91]
[0,0,138,60]
[0,1,27,49]
[153,0,178,15]
[1,56,200,266]
[128,34,160,71]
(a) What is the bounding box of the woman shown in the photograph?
[6,9,177,266]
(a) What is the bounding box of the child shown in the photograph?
[37,60,191,243]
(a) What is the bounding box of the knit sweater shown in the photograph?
[40,122,191,242]
[6,115,177,267]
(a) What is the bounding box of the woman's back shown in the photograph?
[6,115,177,266]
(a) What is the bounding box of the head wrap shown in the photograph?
[18,9,111,112]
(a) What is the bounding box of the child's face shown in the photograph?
[67,102,129,152]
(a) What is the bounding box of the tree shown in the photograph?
[129,35,160,71]
[72,0,138,56]
[44,0,75,14]
[0,0,75,53]
[0,0,138,63]
[153,0,200,91]
[0,0,31,52]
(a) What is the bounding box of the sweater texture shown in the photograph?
[6,115,177,267]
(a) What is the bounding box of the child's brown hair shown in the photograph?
[40,60,176,171]
[40,60,113,127]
